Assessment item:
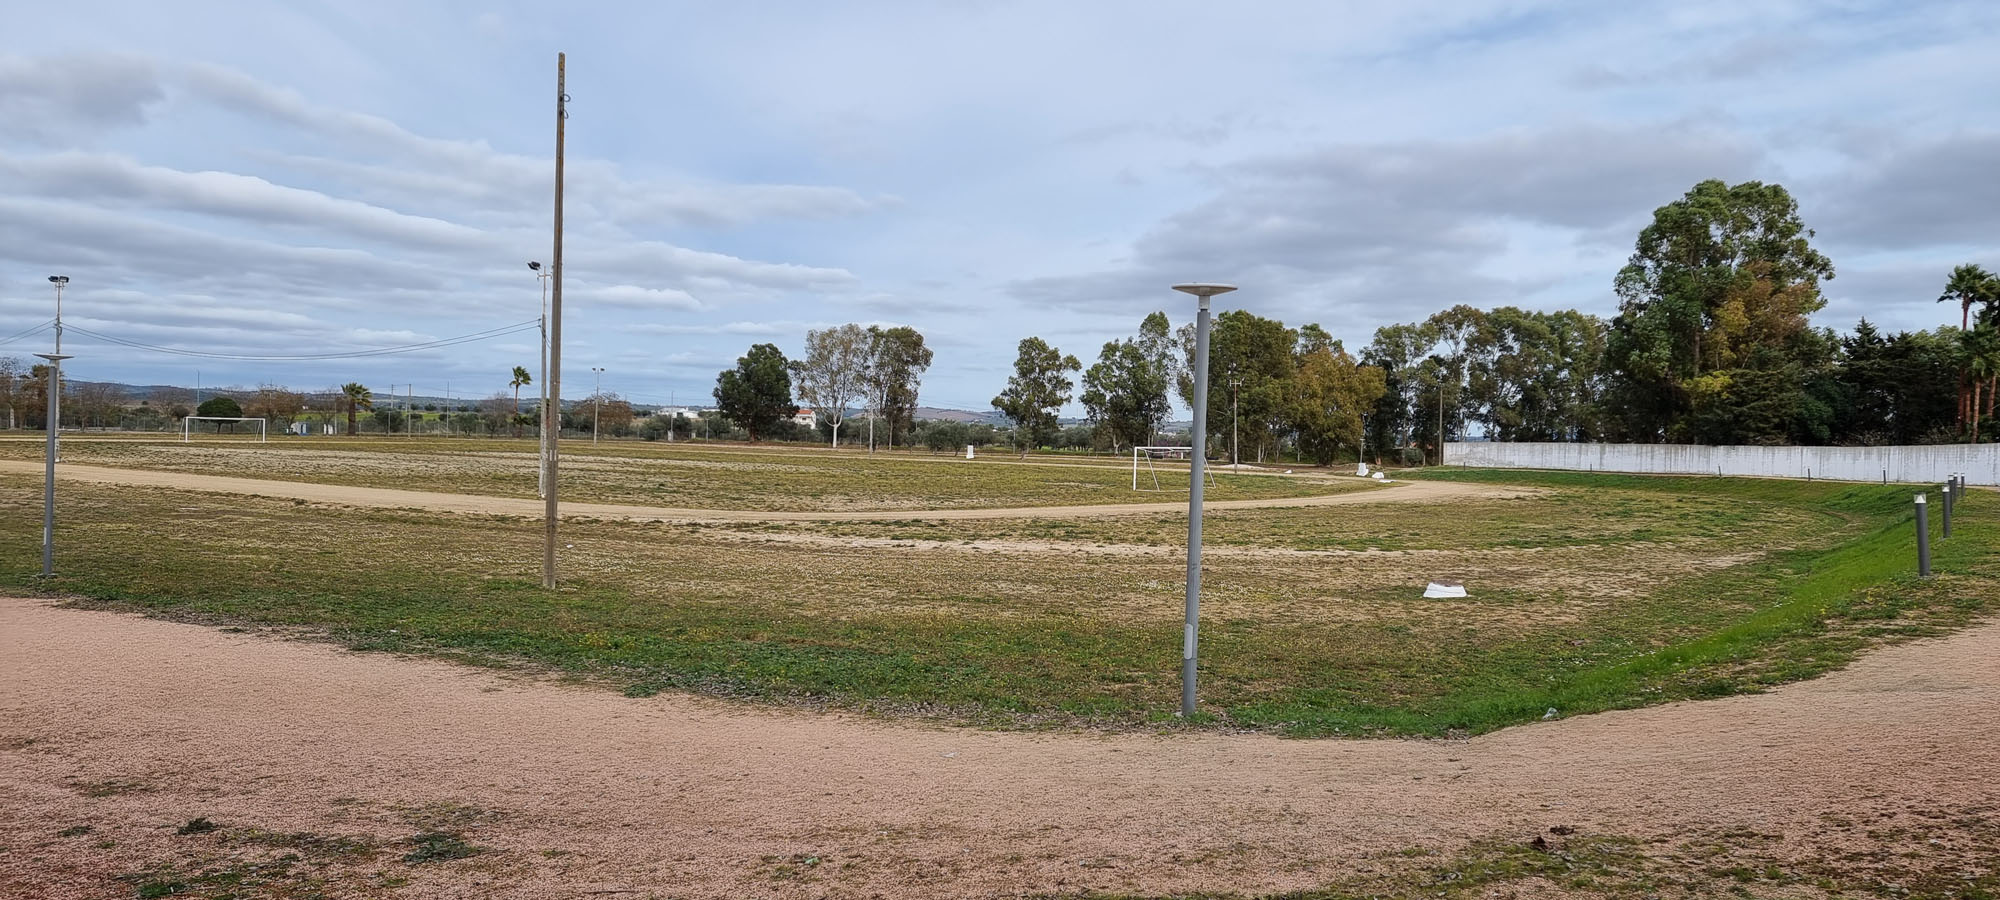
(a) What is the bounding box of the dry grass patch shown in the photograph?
[0,437,1367,511]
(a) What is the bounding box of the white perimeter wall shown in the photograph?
[1444,442,2000,485]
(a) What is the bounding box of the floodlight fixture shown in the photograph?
[1170,282,1236,299]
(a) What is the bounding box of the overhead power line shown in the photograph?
[0,319,55,348]
[58,319,541,362]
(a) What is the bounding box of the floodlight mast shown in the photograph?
[35,351,71,576]
[48,276,67,462]
[530,261,550,497]
[543,52,567,589]
[591,366,604,445]
[1170,282,1235,717]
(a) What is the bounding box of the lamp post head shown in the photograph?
[527,261,541,272]
[48,275,69,285]
[35,353,71,363]
[1171,283,1236,308]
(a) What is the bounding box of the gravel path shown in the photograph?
[0,459,1505,522]
[3,598,1994,898]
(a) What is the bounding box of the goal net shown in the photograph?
[1131,446,1217,492]
[182,416,268,442]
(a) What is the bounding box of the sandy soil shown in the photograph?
[2,598,1994,898]
[0,459,1508,522]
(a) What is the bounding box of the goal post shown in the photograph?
[182,416,268,442]
[1131,445,1217,492]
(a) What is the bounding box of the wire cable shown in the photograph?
[0,319,55,348]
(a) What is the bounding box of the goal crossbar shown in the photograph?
[1131,445,1217,492]
[182,416,268,442]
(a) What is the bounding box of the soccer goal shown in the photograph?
[182,416,268,442]
[1131,446,1218,492]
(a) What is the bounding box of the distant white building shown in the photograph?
[791,407,817,428]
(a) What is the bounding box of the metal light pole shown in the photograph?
[1229,375,1242,474]
[1916,493,1932,577]
[36,352,71,576]
[543,52,568,590]
[47,276,67,458]
[530,261,551,496]
[591,366,604,445]
[1436,377,1446,466]
[1171,282,1235,717]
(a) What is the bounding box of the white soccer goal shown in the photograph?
[1131,445,1218,492]
[182,416,268,442]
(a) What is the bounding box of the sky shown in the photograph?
[1,0,1996,414]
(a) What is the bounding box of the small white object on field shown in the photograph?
[965,444,975,459]
[1284,469,1294,474]
[1371,471,1385,480]
[1423,579,1467,598]
[1543,707,1559,720]
[1356,463,1370,477]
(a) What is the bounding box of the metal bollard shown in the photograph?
[1916,494,1931,578]
[1944,483,1953,539]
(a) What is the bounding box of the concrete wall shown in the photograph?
[1444,441,2000,485]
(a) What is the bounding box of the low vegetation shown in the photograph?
[1084,804,2000,899]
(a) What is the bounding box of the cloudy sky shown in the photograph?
[2,1,1995,413]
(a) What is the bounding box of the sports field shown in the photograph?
[3,438,1990,735]
[3,438,1997,898]
[0,437,1363,510]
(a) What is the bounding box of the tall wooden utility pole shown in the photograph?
[543,52,567,588]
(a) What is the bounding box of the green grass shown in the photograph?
[5,468,1993,737]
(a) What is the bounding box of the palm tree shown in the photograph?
[1940,264,1999,430]
[1939,264,1995,330]
[1961,326,2000,442]
[509,366,532,437]
[338,383,373,437]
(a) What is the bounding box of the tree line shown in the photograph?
[991,178,1999,462]
[1362,181,1995,456]
[712,325,933,448]
[992,311,1385,463]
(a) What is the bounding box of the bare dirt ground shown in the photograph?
[0,459,1506,522]
[3,597,1994,899]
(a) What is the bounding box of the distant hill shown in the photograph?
[914,406,1009,425]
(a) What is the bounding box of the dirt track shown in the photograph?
[0,459,1504,522]
[3,597,1994,898]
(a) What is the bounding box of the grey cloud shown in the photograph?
[1818,260,1964,332]
[182,62,888,230]
[575,283,703,311]
[602,181,893,228]
[1814,132,2000,252]
[0,196,435,296]
[0,152,492,251]
[1696,35,1809,81]
[578,241,856,295]
[1011,123,1763,320]
[0,54,163,144]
